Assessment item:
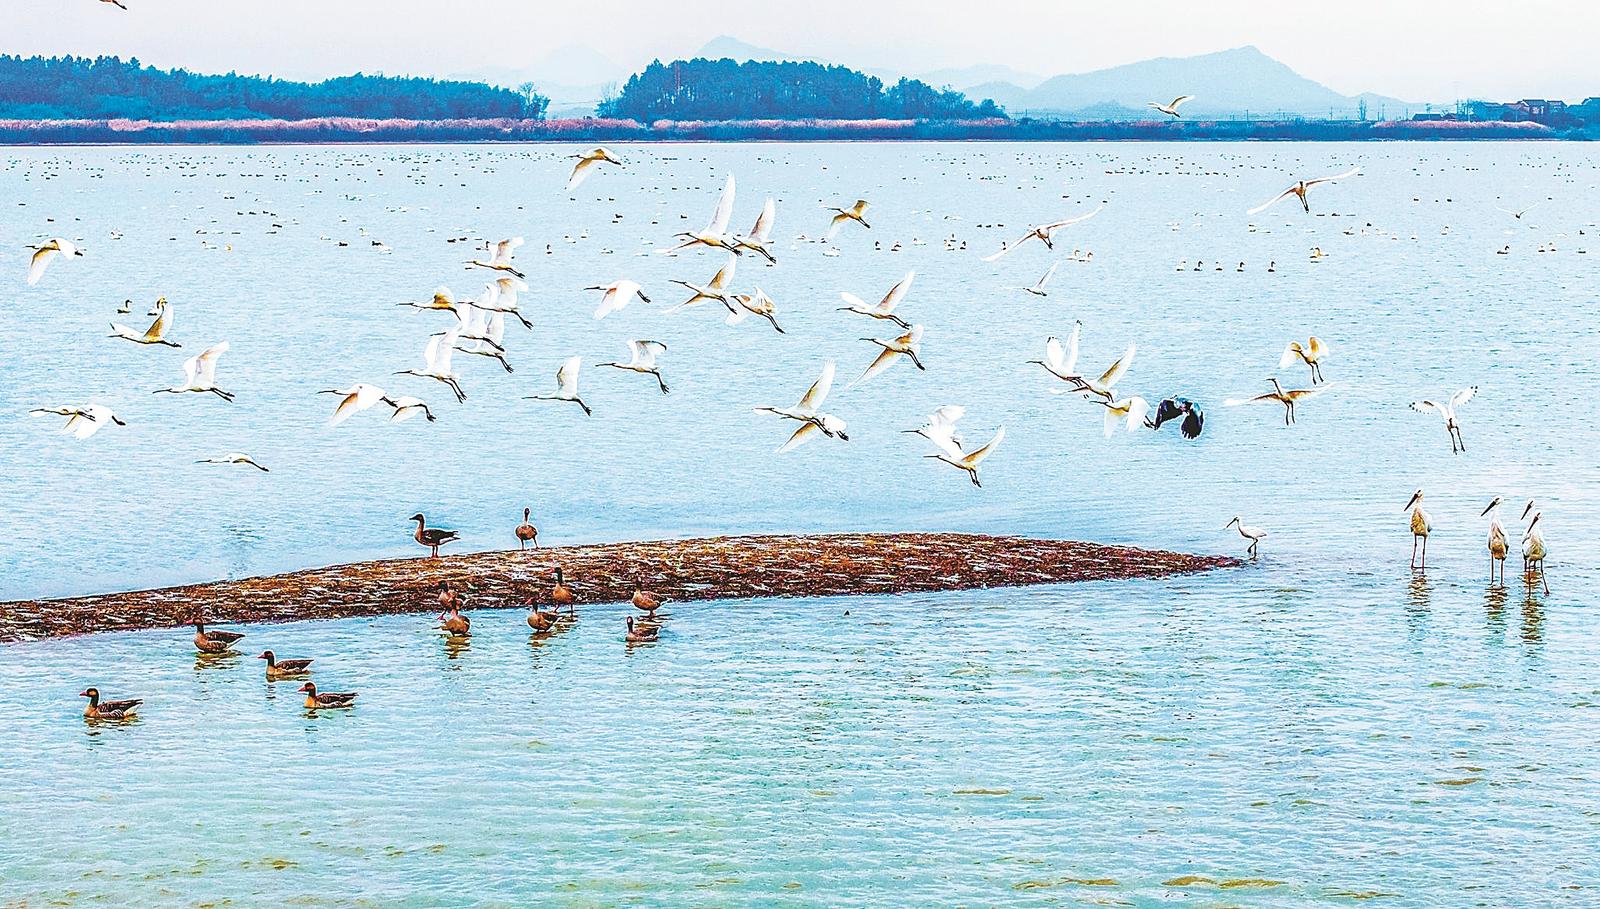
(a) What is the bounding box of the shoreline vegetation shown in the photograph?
[0,116,1575,144]
[0,533,1236,643]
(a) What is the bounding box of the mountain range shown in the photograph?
[451,36,1420,120]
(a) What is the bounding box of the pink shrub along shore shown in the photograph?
[0,116,1562,144]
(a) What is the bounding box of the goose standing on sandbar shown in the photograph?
[410,513,459,558]
[515,508,538,549]
[550,567,575,614]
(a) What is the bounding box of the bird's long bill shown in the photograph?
[1480,499,1499,517]
[1404,492,1422,511]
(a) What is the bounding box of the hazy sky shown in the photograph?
[10,0,1598,102]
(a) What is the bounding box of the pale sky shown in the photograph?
[9,0,1598,102]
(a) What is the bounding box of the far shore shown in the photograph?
[0,532,1236,643]
[0,116,1579,145]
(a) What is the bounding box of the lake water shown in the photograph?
[2,142,1597,905]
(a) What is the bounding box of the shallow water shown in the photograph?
[2,142,1598,904]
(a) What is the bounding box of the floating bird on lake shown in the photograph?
[109,296,179,347]
[381,395,436,423]
[1248,167,1361,215]
[155,342,233,401]
[1022,262,1059,297]
[1149,95,1194,118]
[515,508,538,549]
[439,603,471,635]
[193,620,244,654]
[1279,336,1329,384]
[588,279,650,319]
[80,688,139,720]
[667,174,740,254]
[1410,386,1476,454]
[625,616,659,643]
[1225,377,1326,425]
[525,355,591,416]
[825,199,871,240]
[320,383,387,427]
[599,339,670,394]
[732,197,777,263]
[1522,511,1548,593]
[469,237,525,278]
[725,288,784,333]
[925,424,1004,488]
[1482,497,1509,585]
[670,256,736,312]
[1225,517,1267,560]
[30,404,125,440]
[756,360,849,452]
[1405,489,1433,569]
[1101,396,1150,437]
[26,238,82,286]
[396,330,466,403]
[410,513,459,558]
[257,650,313,679]
[1146,397,1205,439]
[298,682,357,710]
[566,146,623,191]
[196,453,269,471]
[850,325,925,388]
[982,207,1102,262]
[838,270,913,328]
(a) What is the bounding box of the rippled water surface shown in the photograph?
[2,142,1598,904]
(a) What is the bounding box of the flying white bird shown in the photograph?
[319,383,388,427]
[381,395,436,423]
[755,360,849,452]
[30,404,126,440]
[1022,262,1059,297]
[1248,168,1361,215]
[1279,336,1330,384]
[398,286,461,315]
[526,355,591,416]
[566,146,623,191]
[732,197,777,263]
[1149,95,1194,118]
[725,288,784,333]
[454,309,513,373]
[1496,203,1538,221]
[838,271,913,328]
[670,256,736,312]
[667,174,740,254]
[1410,386,1476,454]
[850,325,925,388]
[1225,517,1267,560]
[903,405,966,459]
[1101,396,1151,437]
[1067,343,1136,402]
[599,340,670,394]
[155,341,233,401]
[395,330,466,403]
[469,237,525,278]
[925,424,1004,488]
[27,238,83,286]
[1027,323,1082,386]
[477,277,534,330]
[825,199,871,240]
[1225,377,1328,425]
[588,279,650,320]
[982,207,1102,262]
[197,453,269,472]
[109,296,179,347]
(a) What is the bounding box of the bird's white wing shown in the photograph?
[1409,399,1446,417]
[1044,336,1066,371]
[1247,186,1298,216]
[1040,205,1104,231]
[705,174,736,235]
[778,421,821,453]
[1450,386,1477,409]
[1097,344,1135,388]
[557,356,582,395]
[1171,95,1194,109]
[982,233,1029,262]
[839,291,867,311]
[795,360,835,415]
[708,255,737,290]
[1034,262,1059,290]
[493,237,524,265]
[750,197,775,242]
[567,157,596,191]
[879,271,915,312]
[1062,322,1081,374]
[1305,167,1361,188]
[1307,336,1329,360]
[26,246,57,286]
[963,425,1005,466]
[194,342,229,385]
[1278,343,1302,369]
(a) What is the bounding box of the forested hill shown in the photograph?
[598,58,1007,121]
[0,55,549,120]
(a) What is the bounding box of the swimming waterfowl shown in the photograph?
[298,682,357,710]
[193,620,244,654]
[632,579,663,619]
[515,508,538,549]
[410,513,459,557]
[439,604,471,636]
[526,599,559,631]
[625,616,659,643]
[257,650,314,679]
[80,687,140,719]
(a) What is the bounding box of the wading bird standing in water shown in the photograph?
[1149,95,1194,118]
[1410,387,1476,454]
[1522,511,1548,593]
[1225,517,1267,560]
[1482,497,1509,585]
[1405,489,1433,569]
[1247,168,1360,215]
[566,147,622,191]
[410,513,459,558]
[1279,336,1329,384]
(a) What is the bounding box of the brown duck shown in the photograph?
[81,687,141,720]
[526,599,559,631]
[298,682,357,709]
[257,650,314,679]
[410,512,459,557]
[550,567,575,613]
[631,578,662,619]
[625,616,659,643]
[193,620,245,654]
[515,507,538,549]
[439,604,471,635]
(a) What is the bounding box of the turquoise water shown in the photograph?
[2,142,1598,904]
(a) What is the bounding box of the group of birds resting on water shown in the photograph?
[82,525,664,721]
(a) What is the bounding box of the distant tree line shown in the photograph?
[0,55,548,120]
[597,58,1007,121]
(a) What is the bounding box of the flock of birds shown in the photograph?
[24,133,1576,719]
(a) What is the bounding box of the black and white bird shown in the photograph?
[1146,397,1205,439]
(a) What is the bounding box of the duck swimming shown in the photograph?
[80,687,140,720]
[625,616,659,643]
[298,682,357,710]
[526,599,559,632]
[193,621,244,654]
[439,604,471,636]
[257,650,313,679]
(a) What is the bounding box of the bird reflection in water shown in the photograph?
[1520,590,1545,645]
[1405,572,1432,639]
[442,633,472,661]
[1483,583,1508,643]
